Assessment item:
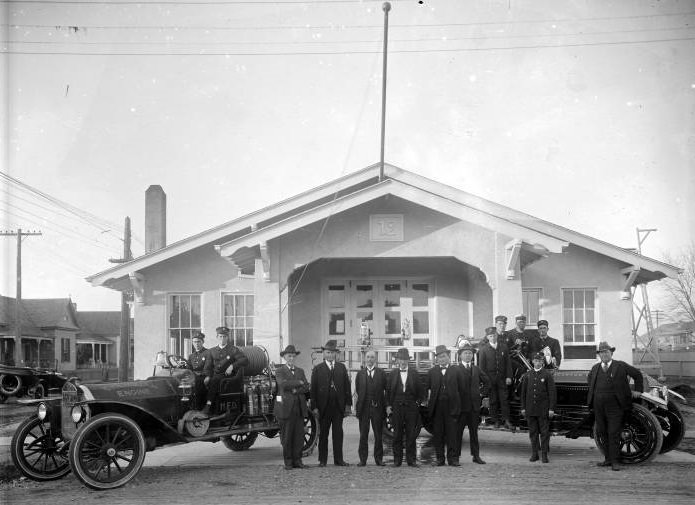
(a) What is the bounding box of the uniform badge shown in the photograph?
[541,378,545,382]
[226,355,230,360]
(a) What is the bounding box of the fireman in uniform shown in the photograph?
[505,314,538,359]
[530,320,562,369]
[189,331,209,410]
[478,326,513,430]
[201,326,249,416]
[520,352,557,463]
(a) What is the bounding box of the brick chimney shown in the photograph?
[145,185,166,253]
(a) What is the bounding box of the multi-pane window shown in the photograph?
[223,294,254,347]
[169,294,202,357]
[327,285,346,337]
[562,288,596,344]
[61,338,70,362]
[522,288,541,325]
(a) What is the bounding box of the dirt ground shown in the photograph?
[1,397,694,505]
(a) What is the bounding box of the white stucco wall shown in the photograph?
[522,244,634,368]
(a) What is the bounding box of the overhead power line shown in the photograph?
[0,171,144,246]
[8,11,695,32]
[4,35,695,55]
[5,25,695,47]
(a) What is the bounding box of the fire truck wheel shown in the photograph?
[222,431,259,451]
[301,410,319,457]
[0,374,22,396]
[656,401,685,454]
[11,414,71,481]
[69,413,146,490]
[593,403,663,464]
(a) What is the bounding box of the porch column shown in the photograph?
[254,258,281,363]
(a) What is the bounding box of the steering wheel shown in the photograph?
[167,355,191,369]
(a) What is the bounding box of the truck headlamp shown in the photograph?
[71,405,85,423]
[37,402,48,421]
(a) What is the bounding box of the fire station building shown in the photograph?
[87,164,679,379]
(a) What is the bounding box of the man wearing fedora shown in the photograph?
[275,345,310,470]
[456,341,489,464]
[479,326,513,430]
[520,352,557,463]
[529,320,562,369]
[587,341,644,471]
[202,326,249,416]
[355,350,387,466]
[189,331,209,410]
[427,344,466,466]
[310,339,352,467]
[386,347,426,467]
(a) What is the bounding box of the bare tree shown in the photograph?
[660,242,695,323]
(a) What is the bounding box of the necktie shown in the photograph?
[290,367,295,374]
[602,363,608,372]
[441,367,447,375]
[369,370,373,378]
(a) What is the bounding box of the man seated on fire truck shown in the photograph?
[201,326,249,416]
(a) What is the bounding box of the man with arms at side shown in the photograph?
[427,344,466,466]
[355,350,387,466]
[587,341,643,471]
[274,345,310,470]
[478,326,513,430]
[386,347,426,467]
[310,340,352,467]
[520,352,556,463]
[456,341,489,464]
[202,326,249,416]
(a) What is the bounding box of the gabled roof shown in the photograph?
[0,296,79,334]
[76,311,121,337]
[87,163,681,288]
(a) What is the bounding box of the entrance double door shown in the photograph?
[325,279,432,348]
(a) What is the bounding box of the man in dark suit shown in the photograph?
[520,352,557,463]
[587,341,643,471]
[478,326,513,430]
[189,331,209,410]
[529,320,562,369]
[456,341,489,464]
[202,326,249,416]
[310,339,352,467]
[386,347,426,467]
[274,345,309,470]
[427,344,466,466]
[355,349,387,466]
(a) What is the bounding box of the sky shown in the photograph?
[1,0,694,314]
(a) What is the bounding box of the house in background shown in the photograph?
[640,321,695,351]
[87,164,681,379]
[0,296,79,370]
[0,296,124,379]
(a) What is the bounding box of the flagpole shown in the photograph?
[379,2,391,182]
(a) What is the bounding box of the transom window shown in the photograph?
[562,288,596,344]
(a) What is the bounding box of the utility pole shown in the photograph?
[109,217,132,382]
[0,229,42,365]
[378,1,391,182]
[633,227,664,379]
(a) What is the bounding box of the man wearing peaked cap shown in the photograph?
[520,352,556,463]
[201,326,249,416]
[587,341,643,471]
[275,345,309,470]
[386,348,426,467]
[479,325,513,430]
[310,340,352,466]
[530,320,562,369]
[189,332,209,410]
[505,314,538,359]
[427,344,466,466]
